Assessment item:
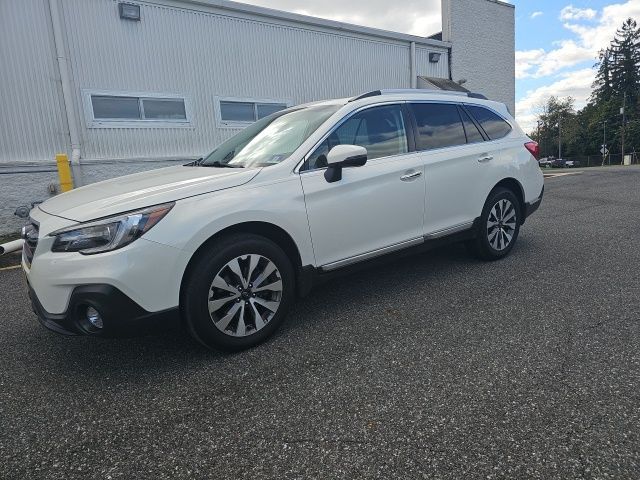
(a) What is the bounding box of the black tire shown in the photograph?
[466,187,522,261]
[182,233,295,352]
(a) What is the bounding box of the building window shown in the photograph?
[92,96,141,120]
[141,98,187,120]
[219,99,288,126]
[84,91,191,127]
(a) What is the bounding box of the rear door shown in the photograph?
[408,102,496,236]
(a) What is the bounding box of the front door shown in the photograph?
[300,104,426,268]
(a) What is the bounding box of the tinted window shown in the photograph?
[466,105,512,140]
[92,96,140,119]
[459,107,485,143]
[306,104,408,170]
[220,101,255,122]
[409,103,466,150]
[142,98,187,120]
[257,103,287,119]
[220,101,288,123]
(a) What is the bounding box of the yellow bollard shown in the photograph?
[55,153,74,192]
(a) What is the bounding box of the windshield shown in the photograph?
[201,104,342,168]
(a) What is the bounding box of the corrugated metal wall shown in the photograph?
[0,0,69,164]
[0,0,450,164]
[416,47,449,78]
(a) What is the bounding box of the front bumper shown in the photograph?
[27,280,178,337]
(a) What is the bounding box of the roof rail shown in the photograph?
[349,89,488,102]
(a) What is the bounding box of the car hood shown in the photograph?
[39,165,261,222]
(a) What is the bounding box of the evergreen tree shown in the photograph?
[609,18,640,106]
[593,48,614,103]
[532,18,640,162]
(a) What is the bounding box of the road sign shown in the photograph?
[600,146,609,155]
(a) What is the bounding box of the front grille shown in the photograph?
[22,221,39,267]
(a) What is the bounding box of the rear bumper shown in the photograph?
[524,186,544,222]
[27,280,178,337]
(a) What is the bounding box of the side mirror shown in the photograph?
[324,145,368,183]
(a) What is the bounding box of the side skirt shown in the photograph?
[296,218,480,297]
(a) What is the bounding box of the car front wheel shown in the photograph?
[182,234,295,351]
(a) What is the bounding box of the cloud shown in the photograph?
[243,0,442,36]
[515,0,640,80]
[515,1,640,131]
[534,40,594,77]
[531,11,543,19]
[516,49,545,79]
[563,1,640,52]
[516,68,596,132]
[560,5,597,21]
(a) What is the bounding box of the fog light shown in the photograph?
[86,306,103,329]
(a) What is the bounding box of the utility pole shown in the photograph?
[537,120,543,156]
[557,118,562,160]
[602,121,607,166]
[621,92,627,165]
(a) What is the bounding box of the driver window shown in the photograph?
[305,104,408,170]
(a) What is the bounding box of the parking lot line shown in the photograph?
[0,265,21,271]
[543,171,582,178]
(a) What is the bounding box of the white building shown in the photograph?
[0,0,515,235]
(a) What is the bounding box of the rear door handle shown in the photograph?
[478,155,494,163]
[400,171,423,181]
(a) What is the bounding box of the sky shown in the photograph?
[239,0,640,132]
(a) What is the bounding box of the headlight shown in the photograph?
[50,203,174,254]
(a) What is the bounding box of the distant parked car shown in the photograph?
[551,158,567,168]
[538,157,554,168]
[565,159,581,168]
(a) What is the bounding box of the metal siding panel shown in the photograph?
[61,0,447,161]
[415,47,450,78]
[0,0,68,164]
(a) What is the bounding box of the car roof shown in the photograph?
[344,89,511,117]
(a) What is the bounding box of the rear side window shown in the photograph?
[305,104,408,170]
[459,107,485,143]
[466,105,512,140]
[409,103,467,151]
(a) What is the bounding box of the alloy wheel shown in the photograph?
[208,254,283,337]
[487,199,517,251]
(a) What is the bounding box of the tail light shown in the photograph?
[525,141,540,160]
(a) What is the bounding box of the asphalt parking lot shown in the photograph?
[1,167,639,479]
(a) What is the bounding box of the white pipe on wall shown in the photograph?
[0,240,24,256]
[410,41,417,88]
[48,0,83,184]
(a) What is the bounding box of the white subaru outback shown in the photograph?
[23,90,543,351]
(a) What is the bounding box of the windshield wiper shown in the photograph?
[204,161,244,168]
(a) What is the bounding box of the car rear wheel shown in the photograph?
[466,187,521,261]
[182,234,294,351]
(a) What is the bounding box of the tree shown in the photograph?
[531,18,640,162]
[532,96,575,158]
[593,48,614,103]
[609,18,640,106]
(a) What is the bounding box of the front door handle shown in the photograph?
[478,155,494,163]
[400,171,422,181]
